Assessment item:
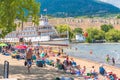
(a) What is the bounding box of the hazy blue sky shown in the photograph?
[100,0,120,8]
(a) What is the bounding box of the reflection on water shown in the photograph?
[64,43,120,67]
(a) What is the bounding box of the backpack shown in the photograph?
[24,61,27,66]
[36,60,43,67]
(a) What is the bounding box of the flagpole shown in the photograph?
[43,8,47,17]
[46,10,47,17]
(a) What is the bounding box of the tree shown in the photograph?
[105,29,120,42]
[0,0,40,38]
[86,28,105,43]
[73,28,83,34]
[116,15,120,19]
[55,24,74,41]
[100,24,113,32]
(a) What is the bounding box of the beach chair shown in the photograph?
[11,53,17,58]
[36,60,45,67]
[4,53,10,56]
[45,59,50,65]
[36,60,43,67]
[54,77,61,80]
[16,55,20,60]
[20,54,25,59]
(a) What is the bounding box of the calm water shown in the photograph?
[64,43,120,67]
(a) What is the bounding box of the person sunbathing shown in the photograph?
[70,58,77,67]
[64,61,72,73]
[90,66,98,77]
[81,66,86,75]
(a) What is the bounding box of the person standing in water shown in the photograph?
[112,57,115,66]
[106,54,110,63]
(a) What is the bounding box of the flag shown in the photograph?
[43,8,47,12]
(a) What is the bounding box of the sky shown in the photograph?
[100,0,120,8]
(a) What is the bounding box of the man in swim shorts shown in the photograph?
[26,47,33,73]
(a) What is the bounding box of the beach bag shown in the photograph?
[36,60,43,67]
[87,73,92,76]
[16,55,20,59]
[24,61,27,66]
[55,77,60,80]
[58,64,64,70]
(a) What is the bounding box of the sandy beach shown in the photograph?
[0,52,120,80]
[0,54,83,80]
[49,55,120,79]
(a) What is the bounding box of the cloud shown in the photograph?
[100,0,120,8]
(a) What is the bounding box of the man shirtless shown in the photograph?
[26,47,33,73]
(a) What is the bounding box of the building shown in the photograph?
[48,17,120,31]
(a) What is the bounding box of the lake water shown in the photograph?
[64,43,120,68]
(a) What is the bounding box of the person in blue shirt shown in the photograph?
[99,64,106,76]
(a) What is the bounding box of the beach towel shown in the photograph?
[61,77,74,80]
[40,52,45,58]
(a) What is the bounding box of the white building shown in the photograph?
[75,34,85,42]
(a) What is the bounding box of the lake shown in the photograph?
[64,43,120,67]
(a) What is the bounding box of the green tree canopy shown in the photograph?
[100,24,113,32]
[86,28,105,43]
[116,15,120,19]
[55,24,69,33]
[73,28,83,34]
[0,0,40,38]
[55,24,74,40]
[105,29,120,42]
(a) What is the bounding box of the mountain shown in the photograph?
[36,0,120,17]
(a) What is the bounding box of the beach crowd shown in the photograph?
[0,42,120,80]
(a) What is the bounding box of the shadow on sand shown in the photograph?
[0,64,83,80]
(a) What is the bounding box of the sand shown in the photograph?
[0,54,83,80]
[49,55,120,79]
[0,53,120,80]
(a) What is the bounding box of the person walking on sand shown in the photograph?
[25,47,33,73]
[112,57,115,66]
